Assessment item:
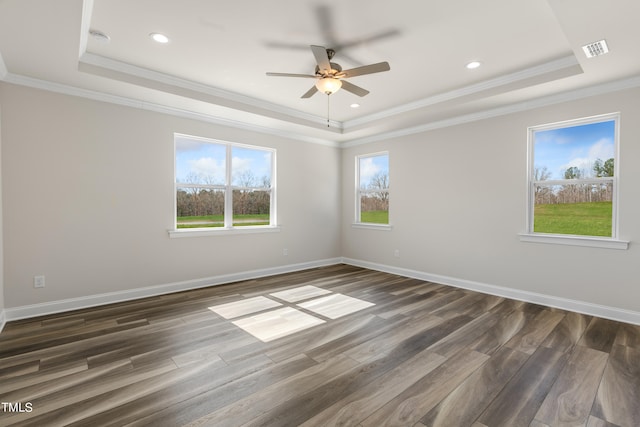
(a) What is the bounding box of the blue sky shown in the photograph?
[359,153,389,188]
[175,136,272,186]
[533,120,615,179]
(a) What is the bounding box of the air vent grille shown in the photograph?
[582,40,609,58]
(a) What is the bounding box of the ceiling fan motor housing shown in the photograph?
[316,62,343,77]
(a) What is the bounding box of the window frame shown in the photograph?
[170,134,278,238]
[520,113,628,249]
[353,151,391,230]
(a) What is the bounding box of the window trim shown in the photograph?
[354,151,390,227]
[171,133,277,237]
[520,112,628,249]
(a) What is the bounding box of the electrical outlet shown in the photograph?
[283,248,288,256]
[394,249,400,258]
[34,275,45,288]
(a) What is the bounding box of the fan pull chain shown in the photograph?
[327,96,330,127]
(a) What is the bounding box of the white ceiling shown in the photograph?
[1,0,639,145]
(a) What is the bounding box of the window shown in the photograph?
[356,152,389,225]
[525,113,624,246]
[174,134,275,232]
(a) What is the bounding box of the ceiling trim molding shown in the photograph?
[341,74,640,147]
[3,63,638,151]
[343,55,582,131]
[0,72,338,147]
[78,0,94,58]
[79,52,343,132]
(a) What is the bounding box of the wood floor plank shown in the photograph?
[533,345,609,426]
[476,346,570,427]
[426,311,501,358]
[0,359,88,396]
[504,309,566,355]
[360,349,490,427]
[613,322,640,349]
[240,350,439,427]
[586,415,622,427]
[591,344,640,427]
[469,309,528,355]
[85,353,318,427]
[344,314,445,363]
[1,264,638,426]
[541,311,592,353]
[298,350,446,427]
[0,358,176,426]
[420,346,530,426]
[578,317,620,353]
[171,354,359,427]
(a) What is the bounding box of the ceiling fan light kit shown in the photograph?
[315,77,342,95]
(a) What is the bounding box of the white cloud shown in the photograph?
[561,138,614,177]
[359,157,381,183]
[588,138,614,160]
[190,157,225,182]
[231,156,252,174]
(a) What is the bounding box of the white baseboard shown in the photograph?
[3,258,342,322]
[4,257,639,327]
[341,257,640,326]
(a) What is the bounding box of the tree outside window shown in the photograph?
[356,153,389,225]
[175,135,275,230]
[528,114,618,238]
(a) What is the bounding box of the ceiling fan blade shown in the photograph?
[266,72,317,78]
[310,45,331,74]
[334,29,401,51]
[340,80,370,97]
[264,41,308,50]
[301,86,318,98]
[315,5,338,47]
[339,62,390,78]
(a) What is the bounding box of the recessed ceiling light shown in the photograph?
[150,33,169,44]
[350,103,360,108]
[466,61,481,69]
[89,29,110,44]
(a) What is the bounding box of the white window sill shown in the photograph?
[351,223,393,231]
[169,226,281,238]
[519,233,629,250]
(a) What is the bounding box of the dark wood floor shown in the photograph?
[1,264,639,426]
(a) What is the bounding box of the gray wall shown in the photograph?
[0,103,4,324]
[0,84,341,309]
[1,81,639,320]
[341,86,640,313]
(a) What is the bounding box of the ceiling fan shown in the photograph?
[266,45,391,98]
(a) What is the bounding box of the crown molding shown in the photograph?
[79,52,343,132]
[0,47,640,148]
[341,74,640,147]
[343,55,582,131]
[0,72,338,147]
[78,0,94,58]
[4,70,639,150]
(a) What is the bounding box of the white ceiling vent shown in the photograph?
[582,39,609,58]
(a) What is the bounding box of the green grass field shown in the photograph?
[534,201,612,237]
[361,210,389,224]
[177,214,270,228]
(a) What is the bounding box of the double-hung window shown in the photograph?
[523,113,626,248]
[173,134,276,233]
[355,152,390,226]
